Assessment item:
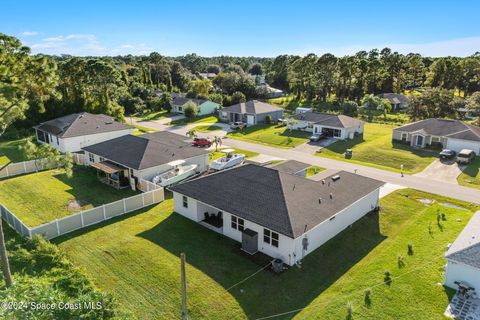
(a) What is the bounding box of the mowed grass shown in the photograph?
[317,123,437,174]
[0,138,28,166]
[56,189,478,319]
[458,157,480,189]
[132,110,174,121]
[193,125,223,132]
[306,165,325,177]
[209,148,259,162]
[170,115,219,126]
[0,166,138,227]
[228,124,311,148]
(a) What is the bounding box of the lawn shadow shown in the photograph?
[461,157,480,178]
[322,135,366,154]
[391,142,440,159]
[137,209,386,319]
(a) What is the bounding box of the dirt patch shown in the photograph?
[67,199,86,211]
[418,198,435,205]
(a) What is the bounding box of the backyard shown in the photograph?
[228,124,311,148]
[317,123,438,174]
[0,166,138,227]
[55,189,478,319]
[457,157,480,189]
[0,138,28,166]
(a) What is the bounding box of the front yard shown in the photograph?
[228,124,311,148]
[132,110,174,121]
[0,166,138,227]
[209,148,259,162]
[55,189,478,319]
[457,157,480,189]
[193,125,223,133]
[317,123,438,174]
[169,115,219,126]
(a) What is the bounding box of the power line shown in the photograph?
[226,262,272,291]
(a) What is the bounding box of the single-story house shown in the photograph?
[83,131,209,190]
[219,100,284,125]
[170,96,220,116]
[270,160,310,178]
[256,84,284,98]
[288,111,364,139]
[444,211,480,292]
[34,112,133,153]
[295,107,313,115]
[392,118,480,153]
[169,164,384,266]
[377,93,409,110]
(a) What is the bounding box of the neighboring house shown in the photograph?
[83,131,209,190]
[169,164,384,266]
[392,119,480,153]
[270,160,310,178]
[34,112,133,153]
[288,111,364,139]
[170,96,220,116]
[257,84,284,98]
[295,107,313,115]
[377,93,409,110]
[219,100,284,125]
[444,211,480,291]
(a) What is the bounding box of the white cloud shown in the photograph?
[20,31,40,37]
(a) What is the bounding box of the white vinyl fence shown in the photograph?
[0,158,57,179]
[138,178,162,192]
[1,188,164,240]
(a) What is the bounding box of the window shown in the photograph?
[401,133,407,141]
[89,153,95,162]
[231,215,244,231]
[55,136,59,145]
[263,229,279,247]
[182,196,188,208]
[178,106,183,111]
[431,136,440,143]
[333,129,342,138]
[100,157,105,162]
[307,122,313,129]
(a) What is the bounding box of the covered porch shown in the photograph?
[91,161,130,189]
[197,201,224,234]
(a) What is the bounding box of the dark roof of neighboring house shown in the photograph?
[394,119,480,142]
[35,112,131,138]
[170,164,384,238]
[446,211,480,269]
[377,93,409,105]
[222,100,283,115]
[270,160,310,174]
[83,131,208,170]
[171,96,208,106]
[293,112,364,128]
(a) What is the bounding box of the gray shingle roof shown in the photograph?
[169,164,384,238]
[35,112,131,138]
[446,211,480,269]
[377,93,409,105]
[222,100,283,115]
[394,119,480,142]
[294,112,364,128]
[270,160,310,174]
[83,131,209,170]
[172,96,207,106]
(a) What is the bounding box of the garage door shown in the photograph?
[446,138,480,154]
[246,115,255,126]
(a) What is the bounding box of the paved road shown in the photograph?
[132,119,480,204]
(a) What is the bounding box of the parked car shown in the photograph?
[309,133,326,142]
[439,149,456,160]
[230,122,246,130]
[456,149,476,164]
[192,138,212,147]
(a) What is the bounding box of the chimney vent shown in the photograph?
[330,193,333,199]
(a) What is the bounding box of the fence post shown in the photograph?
[142,193,145,206]
[5,166,8,177]
[102,204,106,220]
[153,189,155,203]
[28,227,32,237]
[23,162,27,173]
[80,211,84,227]
[55,219,60,236]
[123,198,127,213]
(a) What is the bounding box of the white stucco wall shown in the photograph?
[198,101,220,116]
[446,138,480,154]
[445,259,480,290]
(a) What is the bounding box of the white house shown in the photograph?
[169,164,384,266]
[392,118,480,153]
[288,111,364,139]
[34,112,133,153]
[83,131,209,190]
[219,100,284,125]
[444,211,480,292]
[170,96,220,116]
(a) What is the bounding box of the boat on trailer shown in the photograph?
[209,149,245,171]
[152,160,198,187]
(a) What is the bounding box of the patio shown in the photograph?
[445,292,480,320]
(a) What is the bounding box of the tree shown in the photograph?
[183,101,199,120]
[342,101,359,117]
[231,91,246,104]
[0,33,58,136]
[21,139,73,177]
[212,136,222,151]
[185,129,197,139]
[188,79,211,98]
[249,63,263,75]
[466,92,480,125]
[206,64,221,74]
[0,218,13,287]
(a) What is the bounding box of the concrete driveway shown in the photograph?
[414,159,465,184]
[294,138,336,154]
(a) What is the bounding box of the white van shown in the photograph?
[456,149,476,164]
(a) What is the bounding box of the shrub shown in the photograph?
[265,115,273,124]
[346,302,354,320]
[384,271,392,286]
[397,254,405,268]
[183,101,200,119]
[364,288,372,307]
[408,243,414,256]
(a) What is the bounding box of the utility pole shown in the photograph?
[180,253,187,320]
[0,218,13,287]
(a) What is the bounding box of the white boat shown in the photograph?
[152,160,198,187]
[210,149,245,171]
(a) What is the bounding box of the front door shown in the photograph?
[416,135,424,146]
[246,115,255,126]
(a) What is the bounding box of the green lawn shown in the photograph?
[306,165,325,177]
[457,157,480,189]
[193,125,223,133]
[132,110,174,121]
[0,166,138,227]
[132,124,159,135]
[0,138,28,166]
[55,189,478,319]
[228,124,311,148]
[209,148,259,162]
[170,115,219,126]
[317,123,437,174]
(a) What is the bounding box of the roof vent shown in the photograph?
[293,184,296,191]
[331,175,341,182]
[321,179,325,185]
[318,198,322,204]
[330,193,333,199]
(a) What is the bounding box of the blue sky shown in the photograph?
[1,0,479,57]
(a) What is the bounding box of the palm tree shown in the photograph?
[185,129,197,139]
[212,136,222,151]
